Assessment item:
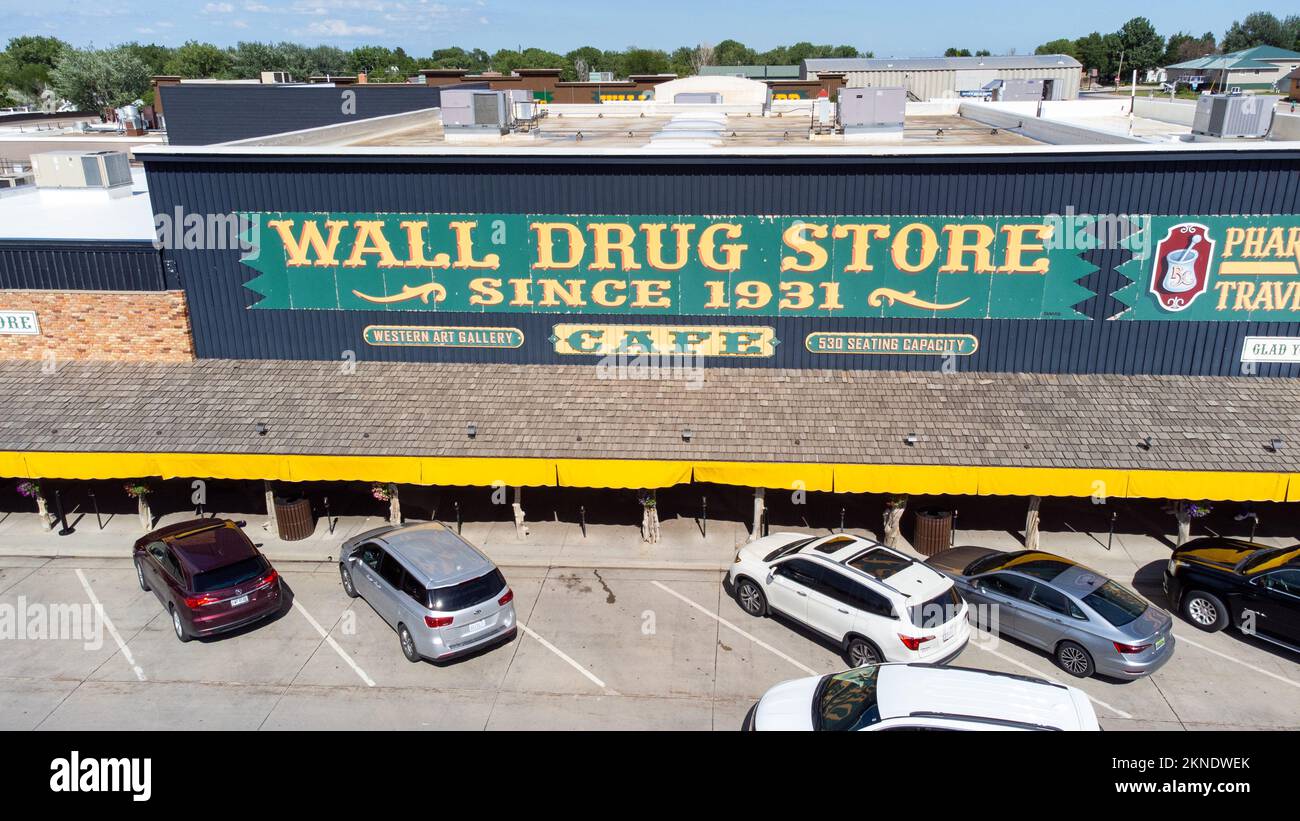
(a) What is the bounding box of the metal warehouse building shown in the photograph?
[802,55,1082,100]
[0,96,1298,546]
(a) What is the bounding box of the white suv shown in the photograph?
[745,662,1101,731]
[728,532,969,666]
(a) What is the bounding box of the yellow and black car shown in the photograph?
[1164,538,1300,653]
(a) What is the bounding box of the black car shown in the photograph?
[1163,537,1300,652]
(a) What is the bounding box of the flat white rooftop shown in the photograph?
[0,168,154,241]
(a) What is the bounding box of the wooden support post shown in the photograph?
[388,484,401,525]
[264,480,278,539]
[1174,501,1192,546]
[883,494,907,547]
[1024,495,1041,550]
[512,485,528,539]
[641,490,661,544]
[138,494,152,532]
[35,490,53,532]
[748,487,766,543]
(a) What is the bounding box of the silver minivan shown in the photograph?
[339,523,517,662]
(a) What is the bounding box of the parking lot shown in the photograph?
[2,525,1299,731]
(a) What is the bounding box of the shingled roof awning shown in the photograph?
[0,360,1297,501]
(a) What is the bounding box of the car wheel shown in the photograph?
[170,604,191,643]
[1181,590,1228,632]
[1055,640,1093,678]
[846,637,883,668]
[735,578,766,617]
[339,563,358,599]
[397,624,420,663]
[135,560,149,592]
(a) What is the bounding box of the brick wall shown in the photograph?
[0,290,195,362]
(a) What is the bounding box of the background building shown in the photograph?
[1166,45,1300,91]
[802,54,1081,100]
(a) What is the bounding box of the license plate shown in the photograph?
[464,618,488,635]
[230,595,250,607]
[1154,636,1166,650]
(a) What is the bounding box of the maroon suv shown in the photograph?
[133,519,283,642]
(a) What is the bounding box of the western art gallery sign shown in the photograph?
[238,212,1300,322]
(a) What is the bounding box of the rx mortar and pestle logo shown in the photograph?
[1149,222,1215,312]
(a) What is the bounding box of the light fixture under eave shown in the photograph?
[682,428,693,443]
[1268,437,1284,453]
[255,422,268,436]
[467,422,477,439]
[904,432,919,446]
[1138,436,1152,450]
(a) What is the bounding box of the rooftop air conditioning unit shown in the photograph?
[31,151,132,192]
[838,86,906,135]
[1192,91,1277,138]
[260,71,292,84]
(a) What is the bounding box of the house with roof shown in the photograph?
[1166,45,1300,91]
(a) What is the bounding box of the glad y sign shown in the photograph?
[1149,222,1214,312]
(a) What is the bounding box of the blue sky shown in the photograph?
[1,0,1295,56]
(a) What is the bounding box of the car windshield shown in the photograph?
[427,569,507,612]
[763,536,817,563]
[816,666,882,731]
[192,556,267,593]
[1082,580,1148,627]
[909,586,962,628]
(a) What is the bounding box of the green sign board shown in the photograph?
[1114,216,1300,321]
[239,212,1097,320]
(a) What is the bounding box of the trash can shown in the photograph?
[912,508,953,556]
[274,496,314,542]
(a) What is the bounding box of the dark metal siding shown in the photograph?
[160,84,448,146]
[0,240,169,291]
[142,150,1300,376]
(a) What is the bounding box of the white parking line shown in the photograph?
[518,622,610,691]
[1176,632,1300,690]
[292,600,375,688]
[75,569,146,682]
[966,629,1132,719]
[651,581,818,676]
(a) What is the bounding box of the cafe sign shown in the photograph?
[239,212,1096,320]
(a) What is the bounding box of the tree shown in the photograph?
[1074,31,1122,78]
[565,46,607,80]
[164,40,233,79]
[620,47,670,76]
[944,48,972,57]
[1035,39,1078,59]
[51,46,151,111]
[1163,31,1216,65]
[1222,11,1288,51]
[974,49,991,57]
[1,35,68,103]
[1115,17,1165,74]
[120,42,172,76]
[712,39,756,66]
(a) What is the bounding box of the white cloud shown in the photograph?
[203,2,235,13]
[305,18,384,36]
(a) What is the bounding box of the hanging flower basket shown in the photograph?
[17,480,41,499]
[637,489,657,509]
[884,494,908,510]
[371,483,392,502]
[123,481,152,499]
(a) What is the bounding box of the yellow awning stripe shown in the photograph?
[0,451,1294,502]
[693,461,834,492]
[556,459,692,489]
[834,464,981,495]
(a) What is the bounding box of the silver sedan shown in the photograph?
[925,547,1174,679]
